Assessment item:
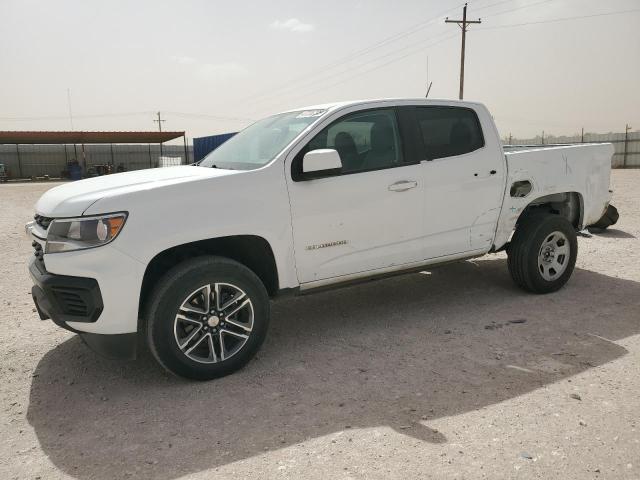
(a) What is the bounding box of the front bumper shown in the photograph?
[29,256,104,328]
[25,218,144,334]
[29,257,137,360]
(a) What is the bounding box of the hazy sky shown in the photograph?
[1,0,639,140]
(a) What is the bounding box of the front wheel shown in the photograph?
[507,214,578,294]
[145,256,270,380]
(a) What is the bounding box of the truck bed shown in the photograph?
[492,143,614,249]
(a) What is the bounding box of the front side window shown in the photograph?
[200,109,325,170]
[295,108,404,178]
[415,107,484,160]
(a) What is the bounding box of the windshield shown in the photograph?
[199,109,326,170]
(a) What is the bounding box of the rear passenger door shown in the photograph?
[405,105,505,259]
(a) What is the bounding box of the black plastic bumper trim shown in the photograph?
[29,257,104,326]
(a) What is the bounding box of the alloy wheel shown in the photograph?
[173,283,254,364]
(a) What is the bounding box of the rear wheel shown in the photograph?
[145,256,270,380]
[507,214,578,294]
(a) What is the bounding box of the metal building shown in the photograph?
[0,131,187,179]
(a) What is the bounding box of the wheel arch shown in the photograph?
[138,235,279,324]
[516,190,584,230]
[493,190,584,252]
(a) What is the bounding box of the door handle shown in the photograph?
[388,180,418,192]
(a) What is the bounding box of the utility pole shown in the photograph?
[154,111,165,132]
[445,3,481,100]
[624,124,632,168]
[153,111,166,165]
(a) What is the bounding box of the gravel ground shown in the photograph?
[1,171,639,480]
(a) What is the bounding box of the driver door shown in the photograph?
[285,107,424,285]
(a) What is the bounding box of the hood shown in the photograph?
[35,166,238,217]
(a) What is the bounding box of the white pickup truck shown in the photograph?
[26,99,615,380]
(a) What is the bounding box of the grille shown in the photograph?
[34,214,53,230]
[51,287,89,317]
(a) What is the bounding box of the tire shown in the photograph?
[507,214,578,294]
[145,256,270,380]
[588,204,619,230]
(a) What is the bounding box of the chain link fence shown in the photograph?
[0,144,193,179]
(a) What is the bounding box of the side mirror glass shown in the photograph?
[302,149,342,178]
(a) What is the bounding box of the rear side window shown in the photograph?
[414,107,484,160]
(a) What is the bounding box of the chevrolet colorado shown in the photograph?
[26,99,615,380]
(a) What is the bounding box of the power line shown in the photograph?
[250,29,456,108]
[273,33,459,108]
[238,0,522,105]
[470,0,517,12]
[480,0,555,18]
[231,2,468,104]
[254,32,457,111]
[247,0,533,109]
[278,3,637,106]
[248,0,553,108]
[476,7,640,30]
[254,0,610,111]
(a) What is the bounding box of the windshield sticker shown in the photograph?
[296,109,326,118]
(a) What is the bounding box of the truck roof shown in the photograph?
[281,98,485,114]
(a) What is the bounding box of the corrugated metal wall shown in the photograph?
[503,131,640,168]
[0,144,193,179]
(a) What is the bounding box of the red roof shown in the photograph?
[0,131,185,144]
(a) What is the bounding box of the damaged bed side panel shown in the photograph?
[492,143,614,250]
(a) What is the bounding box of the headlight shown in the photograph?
[45,213,127,253]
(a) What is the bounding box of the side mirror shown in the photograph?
[302,149,342,178]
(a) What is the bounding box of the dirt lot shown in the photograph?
[1,171,639,480]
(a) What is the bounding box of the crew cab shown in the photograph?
[26,99,615,380]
